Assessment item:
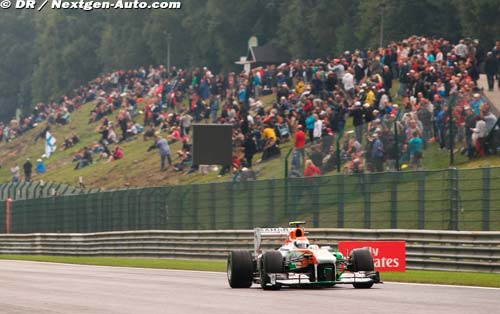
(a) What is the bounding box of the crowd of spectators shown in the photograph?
[2,35,499,182]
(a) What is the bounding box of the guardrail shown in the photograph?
[0,229,499,273]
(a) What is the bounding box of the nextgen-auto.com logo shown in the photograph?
[0,0,182,11]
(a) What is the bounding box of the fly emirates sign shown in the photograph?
[338,241,406,272]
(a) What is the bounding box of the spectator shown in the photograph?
[305,112,316,142]
[309,145,323,169]
[11,163,20,183]
[321,128,334,154]
[180,112,193,136]
[294,124,306,166]
[304,159,321,177]
[173,146,192,172]
[313,113,322,142]
[463,106,477,158]
[243,134,257,168]
[110,145,124,161]
[2,35,497,180]
[408,131,423,170]
[74,147,93,170]
[350,102,364,144]
[417,99,433,148]
[23,158,33,182]
[471,117,487,157]
[371,133,385,172]
[148,135,172,171]
[261,124,280,162]
[484,52,498,91]
[342,68,355,98]
[72,132,80,145]
[36,159,46,174]
[469,93,484,115]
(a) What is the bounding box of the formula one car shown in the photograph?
[227,222,381,290]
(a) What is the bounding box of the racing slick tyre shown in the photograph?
[350,248,375,272]
[260,251,283,290]
[352,281,374,289]
[350,248,375,289]
[227,250,254,288]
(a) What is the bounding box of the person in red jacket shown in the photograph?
[304,159,321,177]
[295,124,306,167]
[110,145,124,161]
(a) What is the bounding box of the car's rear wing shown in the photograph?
[254,227,294,255]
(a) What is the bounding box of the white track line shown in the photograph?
[384,281,500,290]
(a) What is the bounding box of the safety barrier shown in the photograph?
[0,229,499,273]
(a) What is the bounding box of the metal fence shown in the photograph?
[0,181,99,201]
[2,167,499,234]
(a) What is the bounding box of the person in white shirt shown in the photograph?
[453,40,468,59]
[313,114,323,142]
[11,164,20,183]
[332,59,345,79]
[471,117,487,156]
[435,49,443,63]
[342,68,355,97]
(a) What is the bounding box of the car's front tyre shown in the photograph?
[350,248,375,289]
[227,250,254,288]
[350,248,375,272]
[260,251,283,290]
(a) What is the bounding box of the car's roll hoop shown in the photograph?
[254,221,308,255]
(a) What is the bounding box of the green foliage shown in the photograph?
[98,12,152,71]
[0,11,36,120]
[457,0,500,49]
[0,1,498,121]
[32,12,105,102]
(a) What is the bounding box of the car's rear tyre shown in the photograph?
[260,251,283,290]
[227,250,254,288]
[350,248,375,272]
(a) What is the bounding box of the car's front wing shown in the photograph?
[265,271,381,287]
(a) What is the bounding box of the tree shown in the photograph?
[97,11,152,72]
[458,0,500,50]
[0,0,498,123]
[0,12,36,121]
[32,12,104,102]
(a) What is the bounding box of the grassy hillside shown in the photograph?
[0,94,289,189]
[0,92,498,190]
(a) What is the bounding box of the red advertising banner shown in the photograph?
[338,241,406,272]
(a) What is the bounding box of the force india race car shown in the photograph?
[227,222,381,290]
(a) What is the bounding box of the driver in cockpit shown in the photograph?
[294,239,310,249]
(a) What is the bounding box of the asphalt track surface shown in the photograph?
[0,260,498,314]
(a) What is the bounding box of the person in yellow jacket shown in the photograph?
[366,86,376,107]
[262,124,277,141]
[295,79,305,95]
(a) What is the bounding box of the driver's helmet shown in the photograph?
[294,239,310,249]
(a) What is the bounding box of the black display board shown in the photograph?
[192,124,232,166]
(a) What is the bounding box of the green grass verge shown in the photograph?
[1,255,499,288]
[382,270,500,288]
[0,255,226,272]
